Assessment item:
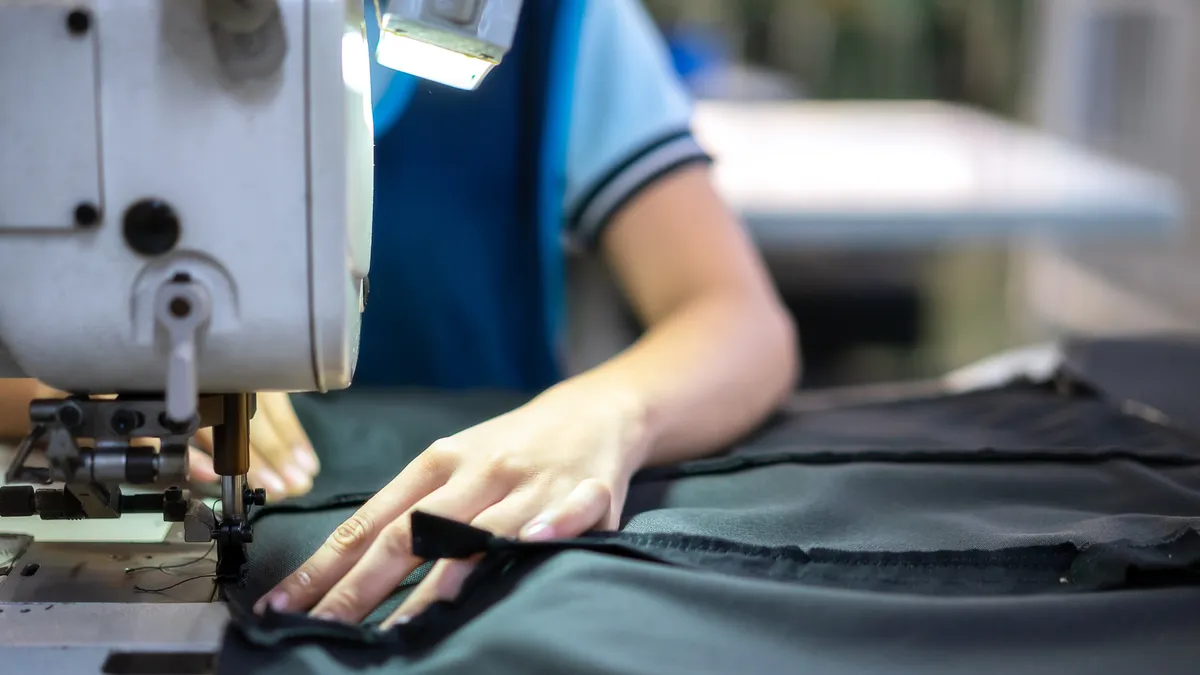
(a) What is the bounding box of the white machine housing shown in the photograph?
[0,0,374,395]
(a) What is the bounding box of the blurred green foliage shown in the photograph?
[644,0,1029,115]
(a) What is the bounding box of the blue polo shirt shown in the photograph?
[354,0,709,393]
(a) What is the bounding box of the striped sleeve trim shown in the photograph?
[566,130,712,248]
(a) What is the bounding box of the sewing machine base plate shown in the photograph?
[0,525,230,673]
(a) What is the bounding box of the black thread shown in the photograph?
[135,574,218,594]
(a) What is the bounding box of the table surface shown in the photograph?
[692,101,1185,247]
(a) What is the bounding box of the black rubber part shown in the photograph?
[0,485,36,517]
[163,486,188,522]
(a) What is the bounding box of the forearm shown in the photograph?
[549,289,797,468]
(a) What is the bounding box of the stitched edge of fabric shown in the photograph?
[225,524,1200,654]
[246,438,1200,529]
[631,446,1200,484]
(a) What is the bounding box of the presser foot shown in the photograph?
[210,476,265,587]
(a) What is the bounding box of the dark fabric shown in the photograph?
[226,553,1200,675]
[221,512,1200,675]
[1062,334,1200,440]
[287,390,526,501]
[220,348,1200,674]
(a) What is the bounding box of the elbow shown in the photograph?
[711,282,798,417]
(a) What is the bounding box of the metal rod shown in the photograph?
[211,394,252,476]
[212,393,252,521]
[220,475,243,520]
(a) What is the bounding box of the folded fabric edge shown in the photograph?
[224,515,1200,652]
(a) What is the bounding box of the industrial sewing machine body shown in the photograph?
[0,0,521,667]
[0,0,374,595]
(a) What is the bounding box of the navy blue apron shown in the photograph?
[355,0,586,393]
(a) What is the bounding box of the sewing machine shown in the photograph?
[0,0,518,669]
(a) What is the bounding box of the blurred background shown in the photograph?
[569,0,1198,388]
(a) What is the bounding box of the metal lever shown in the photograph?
[154,278,212,424]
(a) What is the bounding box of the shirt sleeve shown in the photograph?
[564,0,712,249]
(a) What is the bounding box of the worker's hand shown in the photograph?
[189,392,318,501]
[253,383,651,626]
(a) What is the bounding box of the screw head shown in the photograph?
[66,8,91,36]
[73,202,100,228]
[111,409,142,435]
[57,402,84,428]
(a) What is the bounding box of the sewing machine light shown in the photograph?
[375,30,495,90]
[373,0,522,91]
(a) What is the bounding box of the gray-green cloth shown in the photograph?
[220,360,1200,674]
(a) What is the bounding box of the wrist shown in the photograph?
[536,375,661,474]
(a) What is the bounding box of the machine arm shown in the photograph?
[0,0,521,588]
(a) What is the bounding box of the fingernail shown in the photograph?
[312,613,336,622]
[521,520,555,541]
[255,592,288,615]
[385,615,411,630]
[259,471,286,497]
[293,446,318,474]
[282,466,313,492]
[270,592,290,613]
